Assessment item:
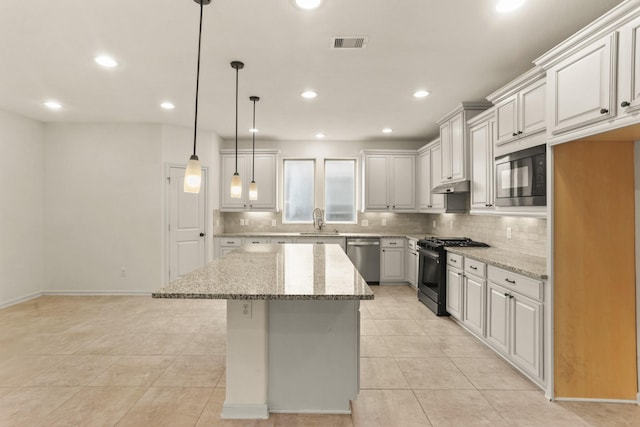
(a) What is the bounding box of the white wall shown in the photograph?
[0,109,45,307]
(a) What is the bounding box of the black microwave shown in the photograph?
[495,145,546,207]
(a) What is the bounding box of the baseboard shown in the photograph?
[221,403,269,419]
[554,397,639,405]
[0,291,43,309]
[269,409,352,414]
[43,290,152,296]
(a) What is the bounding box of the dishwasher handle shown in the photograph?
[347,241,380,246]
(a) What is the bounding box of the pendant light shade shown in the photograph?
[249,95,260,201]
[230,60,245,198]
[184,0,211,194]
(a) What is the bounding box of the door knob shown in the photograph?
[199,232,206,237]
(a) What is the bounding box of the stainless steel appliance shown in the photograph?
[495,144,546,207]
[417,237,488,315]
[346,238,380,284]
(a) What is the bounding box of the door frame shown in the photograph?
[164,163,209,285]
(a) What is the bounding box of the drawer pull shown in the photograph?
[621,101,630,107]
[389,242,397,245]
[450,259,457,263]
[505,278,516,284]
[600,108,609,114]
[226,241,235,244]
[470,265,477,270]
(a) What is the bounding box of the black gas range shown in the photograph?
[416,237,489,315]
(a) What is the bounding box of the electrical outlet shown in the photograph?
[242,301,252,319]
[120,267,126,277]
[362,219,369,227]
[381,219,387,227]
[433,220,436,228]
[507,227,512,239]
[245,218,249,226]
[271,219,277,227]
[449,221,454,229]
[240,219,245,226]
[215,219,219,227]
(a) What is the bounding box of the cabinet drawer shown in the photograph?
[381,238,405,248]
[245,237,270,244]
[488,266,542,301]
[220,238,242,247]
[407,239,417,250]
[464,258,486,277]
[446,252,463,268]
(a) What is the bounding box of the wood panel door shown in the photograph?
[554,139,637,400]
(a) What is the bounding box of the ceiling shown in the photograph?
[0,0,624,142]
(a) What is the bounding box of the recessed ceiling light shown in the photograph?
[94,55,118,68]
[382,128,393,134]
[301,90,318,99]
[496,0,525,13]
[413,90,430,98]
[160,102,175,110]
[43,100,62,110]
[295,0,322,10]
[249,128,259,133]
[315,133,325,138]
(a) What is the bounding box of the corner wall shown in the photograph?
[0,109,45,307]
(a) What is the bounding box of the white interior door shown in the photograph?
[168,166,206,282]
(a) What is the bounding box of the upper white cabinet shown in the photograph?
[362,151,416,212]
[467,109,495,213]
[220,149,278,211]
[534,2,640,144]
[417,140,445,212]
[487,68,546,147]
[437,103,491,184]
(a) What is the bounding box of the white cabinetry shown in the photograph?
[486,266,543,381]
[380,238,405,282]
[468,110,495,213]
[417,140,445,212]
[220,150,278,211]
[405,239,418,288]
[437,103,491,184]
[362,151,416,212]
[445,252,463,319]
[214,237,243,258]
[462,258,486,336]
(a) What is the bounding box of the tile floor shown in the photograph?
[0,285,638,426]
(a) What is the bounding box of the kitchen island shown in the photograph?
[153,243,373,419]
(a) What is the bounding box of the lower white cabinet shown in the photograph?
[215,237,243,258]
[462,271,486,337]
[446,265,463,319]
[405,239,418,287]
[380,238,405,282]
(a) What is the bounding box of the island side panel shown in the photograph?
[267,299,360,414]
[222,300,269,419]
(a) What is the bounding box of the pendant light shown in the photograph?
[248,96,260,201]
[229,61,245,198]
[184,0,211,194]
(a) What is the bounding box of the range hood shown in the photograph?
[431,180,470,194]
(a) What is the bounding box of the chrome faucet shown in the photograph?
[312,208,325,232]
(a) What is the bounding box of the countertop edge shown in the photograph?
[152,292,375,300]
[445,247,548,280]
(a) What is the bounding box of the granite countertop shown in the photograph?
[445,247,547,280]
[153,244,375,301]
[215,231,428,239]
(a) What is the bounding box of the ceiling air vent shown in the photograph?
[332,36,368,49]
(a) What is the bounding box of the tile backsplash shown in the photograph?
[215,210,547,259]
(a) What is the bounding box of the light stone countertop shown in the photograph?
[153,244,374,300]
[445,247,547,280]
[215,232,429,239]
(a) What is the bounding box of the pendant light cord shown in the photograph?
[251,99,256,181]
[192,0,204,157]
[234,66,239,173]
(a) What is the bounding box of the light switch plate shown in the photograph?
[381,219,387,226]
[507,227,512,239]
[362,219,369,227]
[271,219,277,227]
[240,219,245,226]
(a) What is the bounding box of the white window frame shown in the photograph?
[282,158,316,224]
[324,158,357,224]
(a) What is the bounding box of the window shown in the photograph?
[284,159,314,223]
[325,159,356,223]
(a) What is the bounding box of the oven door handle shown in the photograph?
[418,247,440,261]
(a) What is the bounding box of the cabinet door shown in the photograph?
[405,249,417,287]
[519,79,546,136]
[391,155,416,211]
[449,112,466,181]
[618,15,640,113]
[430,145,445,209]
[469,119,493,210]
[495,94,518,145]
[511,294,542,379]
[418,150,431,210]
[445,266,463,319]
[248,154,276,210]
[381,247,404,282]
[463,275,485,336]
[364,155,390,210]
[440,122,452,182]
[549,32,617,135]
[486,283,510,355]
[221,154,248,210]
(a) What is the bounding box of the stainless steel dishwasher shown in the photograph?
[346,238,380,284]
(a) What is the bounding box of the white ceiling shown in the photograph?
[0,0,624,142]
